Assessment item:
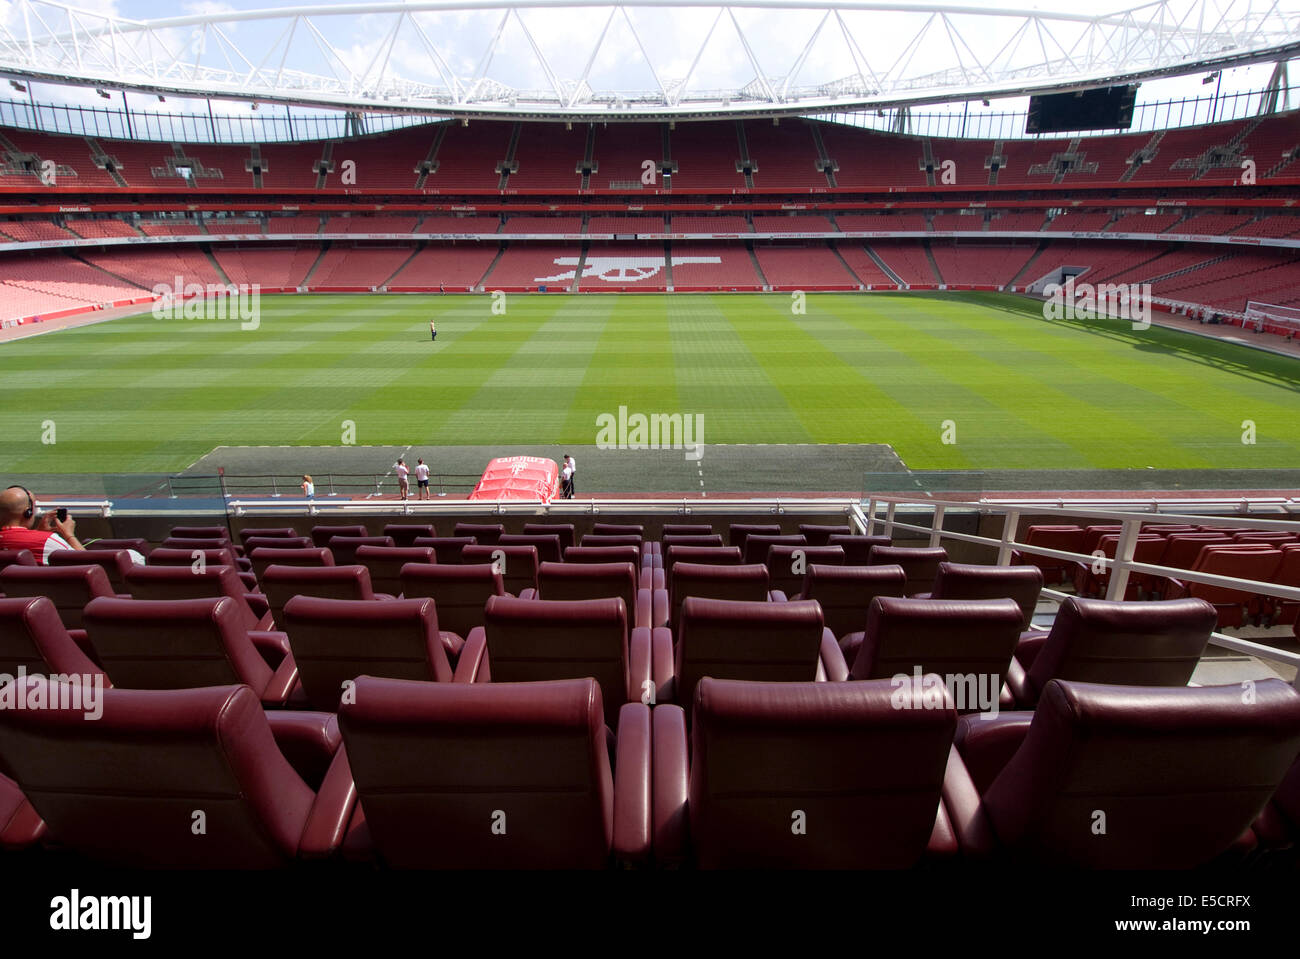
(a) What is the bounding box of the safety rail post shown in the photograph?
[270,475,280,498]
[929,504,946,548]
[327,474,336,496]
[863,497,877,535]
[1104,516,1144,602]
[883,501,897,539]
[995,509,1020,566]
[166,476,176,498]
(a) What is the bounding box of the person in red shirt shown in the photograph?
[0,485,85,564]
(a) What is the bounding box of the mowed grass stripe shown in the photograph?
[719,293,937,450]
[928,293,1300,466]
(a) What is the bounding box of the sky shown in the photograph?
[1,0,1296,128]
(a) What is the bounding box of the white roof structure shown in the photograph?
[0,0,1297,119]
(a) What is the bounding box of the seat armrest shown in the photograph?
[1012,632,1049,670]
[819,628,849,682]
[453,627,488,683]
[518,588,537,601]
[298,747,358,860]
[265,711,341,789]
[652,589,668,628]
[612,703,653,865]
[1004,657,1033,709]
[652,705,690,867]
[953,712,1035,793]
[940,744,997,859]
[237,570,259,591]
[260,649,300,707]
[244,592,273,629]
[639,568,665,591]
[65,629,106,673]
[769,589,789,603]
[649,626,674,704]
[628,628,653,707]
[635,588,651,631]
[1164,577,1189,600]
[249,629,291,667]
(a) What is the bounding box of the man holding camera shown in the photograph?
[0,485,85,564]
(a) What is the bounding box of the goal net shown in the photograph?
[1244,301,1300,335]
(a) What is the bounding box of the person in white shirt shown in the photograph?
[415,458,431,499]
[301,475,314,498]
[396,459,410,500]
[560,462,574,499]
[564,455,577,497]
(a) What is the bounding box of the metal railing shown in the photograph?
[223,496,862,518]
[163,472,481,499]
[856,495,1300,688]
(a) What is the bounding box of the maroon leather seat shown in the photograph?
[82,596,299,706]
[383,524,436,547]
[1009,526,1086,584]
[0,771,44,851]
[249,546,334,586]
[765,544,844,600]
[261,564,382,628]
[565,545,659,590]
[160,536,234,556]
[662,524,715,537]
[523,522,575,553]
[797,524,853,546]
[148,546,256,590]
[0,677,354,867]
[498,533,564,564]
[1006,596,1217,709]
[452,522,504,546]
[411,536,477,564]
[669,562,770,629]
[326,535,396,567]
[354,545,436,597]
[337,676,651,868]
[48,549,136,593]
[398,563,506,648]
[653,677,959,868]
[125,563,272,631]
[462,544,539,597]
[592,523,644,537]
[580,534,643,551]
[0,595,107,683]
[665,598,844,707]
[1071,533,1164,598]
[1142,533,1232,599]
[86,538,153,558]
[803,564,908,639]
[662,545,741,583]
[0,564,118,630]
[727,523,780,551]
[169,525,230,542]
[240,530,310,553]
[238,527,299,545]
[282,596,461,710]
[537,560,666,630]
[310,524,368,549]
[1254,755,1300,858]
[945,678,1300,867]
[921,562,1044,630]
[826,534,893,565]
[843,598,1025,715]
[477,595,658,728]
[660,534,725,551]
[0,549,36,573]
[741,533,807,566]
[868,546,947,595]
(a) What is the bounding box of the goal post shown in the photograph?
[1244,301,1300,336]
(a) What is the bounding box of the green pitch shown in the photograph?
[1,291,1297,474]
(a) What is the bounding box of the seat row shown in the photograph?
[2,669,1299,869]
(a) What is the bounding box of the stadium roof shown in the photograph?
[0,0,1297,119]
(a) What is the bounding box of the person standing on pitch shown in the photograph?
[560,459,574,499]
[564,454,577,497]
[396,459,410,500]
[415,458,431,500]
[430,320,437,341]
